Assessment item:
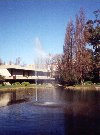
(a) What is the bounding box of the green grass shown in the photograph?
[64,82,100,91]
[0,83,54,92]
[75,83,100,87]
[0,84,33,90]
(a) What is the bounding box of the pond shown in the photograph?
[0,87,100,135]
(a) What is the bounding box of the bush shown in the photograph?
[12,83,15,85]
[15,82,21,85]
[21,82,30,86]
[84,81,93,85]
[2,82,8,86]
[12,82,20,85]
[96,83,100,85]
[0,84,2,87]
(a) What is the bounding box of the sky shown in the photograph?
[0,0,100,64]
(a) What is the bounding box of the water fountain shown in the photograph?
[33,39,57,106]
[35,63,38,102]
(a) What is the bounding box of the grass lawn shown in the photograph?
[65,83,100,91]
[0,83,54,92]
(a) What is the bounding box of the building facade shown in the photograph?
[0,65,54,84]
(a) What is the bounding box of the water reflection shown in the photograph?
[0,93,11,107]
[0,88,99,135]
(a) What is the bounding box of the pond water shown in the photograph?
[0,87,100,135]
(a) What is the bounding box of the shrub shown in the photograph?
[0,84,2,87]
[21,82,30,86]
[84,81,93,85]
[12,83,16,85]
[12,82,20,85]
[15,82,20,85]
[96,83,100,85]
[2,82,8,86]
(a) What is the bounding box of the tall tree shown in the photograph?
[54,9,94,85]
[84,9,100,82]
[62,19,75,84]
[74,9,93,84]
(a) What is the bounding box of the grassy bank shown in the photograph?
[0,83,54,92]
[64,84,100,91]
[55,82,100,91]
[0,82,100,92]
[0,84,34,92]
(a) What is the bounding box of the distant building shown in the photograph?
[0,64,54,84]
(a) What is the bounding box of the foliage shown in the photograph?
[56,9,93,85]
[84,81,93,85]
[84,10,100,50]
[63,19,75,84]
[21,82,30,86]
[12,82,21,85]
[0,84,2,87]
[74,10,93,83]
[12,82,30,86]
[96,83,100,85]
[84,9,100,82]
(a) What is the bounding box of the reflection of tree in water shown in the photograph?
[10,90,32,104]
[0,87,99,135]
[63,91,100,135]
[12,91,16,102]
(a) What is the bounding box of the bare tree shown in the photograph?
[0,58,3,65]
[15,57,21,65]
[9,60,13,65]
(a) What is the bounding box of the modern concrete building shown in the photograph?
[0,64,54,84]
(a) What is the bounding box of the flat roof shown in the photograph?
[0,65,50,72]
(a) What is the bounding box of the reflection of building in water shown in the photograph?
[0,64,55,84]
[11,90,27,101]
[0,93,11,107]
[0,91,30,107]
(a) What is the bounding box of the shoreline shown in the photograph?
[0,84,100,92]
[64,85,100,91]
[55,84,100,91]
[0,84,54,92]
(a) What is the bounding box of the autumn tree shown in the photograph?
[74,9,93,84]
[84,10,100,64]
[62,19,76,84]
[56,9,93,85]
[84,9,100,82]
